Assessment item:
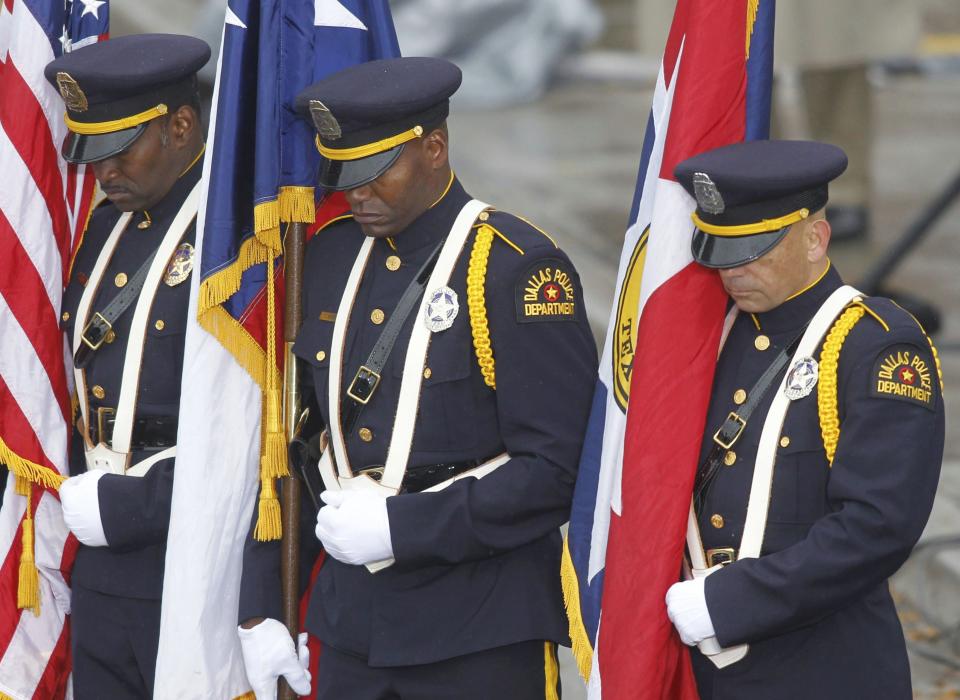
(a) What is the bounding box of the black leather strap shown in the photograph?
[693,326,807,515]
[342,240,445,435]
[90,414,178,451]
[73,244,162,369]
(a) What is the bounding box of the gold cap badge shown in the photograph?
[309,100,341,140]
[56,72,88,112]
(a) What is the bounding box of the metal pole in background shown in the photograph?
[279,220,306,700]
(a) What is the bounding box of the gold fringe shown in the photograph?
[17,490,40,615]
[253,200,281,250]
[197,305,277,389]
[818,306,865,466]
[746,0,760,58]
[561,536,593,681]
[467,224,496,389]
[0,437,67,490]
[279,186,316,224]
[198,236,273,314]
[254,477,282,541]
[232,693,256,700]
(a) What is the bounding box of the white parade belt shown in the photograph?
[686,285,861,668]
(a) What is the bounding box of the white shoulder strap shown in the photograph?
[73,211,133,443]
[738,284,861,558]
[110,182,201,453]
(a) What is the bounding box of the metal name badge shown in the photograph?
[164,242,194,287]
[693,172,725,215]
[784,357,819,400]
[424,286,459,333]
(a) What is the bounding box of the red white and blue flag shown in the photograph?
[153,2,398,697]
[561,1,774,697]
[0,1,106,698]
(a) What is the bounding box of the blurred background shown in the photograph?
[111,0,960,695]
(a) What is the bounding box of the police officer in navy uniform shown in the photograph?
[664,140,945,698]
[44,34,209,699]
[237,57,597,699]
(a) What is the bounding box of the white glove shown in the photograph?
[59,471,108,547]
[665,578,716,646]
[238,618,311,700]
[315,490,393,566]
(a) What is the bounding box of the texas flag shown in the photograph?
[151,2,398,698]
[561,1,775,698]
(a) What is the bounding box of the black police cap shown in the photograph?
[674,140,848,269]
[44,34,211,164]
[294,57,462,191]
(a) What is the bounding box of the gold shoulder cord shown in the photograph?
[467,224,496,389]
[817,305,865,466]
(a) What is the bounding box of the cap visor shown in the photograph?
[318,146,403,191]
[691,226,789,269]
[61,124,146,164]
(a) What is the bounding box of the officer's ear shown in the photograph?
[167,104,200,148]
[806,215,831,264]
[422,126,448,172]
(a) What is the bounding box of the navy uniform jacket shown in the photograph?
[61,161,200,599]
[691,265,944,699]
[240,178,597,666]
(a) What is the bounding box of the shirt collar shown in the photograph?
[141,147,205,223]
[752,262,842,335]
[386,175,470,255]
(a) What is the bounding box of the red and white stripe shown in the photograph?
[0,0,100,697]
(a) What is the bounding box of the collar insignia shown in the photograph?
[56,72,88,113]
[309,100,342,140]
[693,172,725,215]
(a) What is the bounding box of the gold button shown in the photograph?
[733,389,747,405]
[137,219,152,230]
[723,450,736,466]
[105,330,116,344]
[370,309,385,325]
[780,436,791,448]
[754,335,770,351]
[385,255,401,271]
[91,385,105,400]
[115,272,128,288]
[710,514,725,529]
[358,427,373,442]
[316,350,327,362]
[478,211,490,222]
[154,319,165,331]
[423,367,432,379]
[61,311,70,322]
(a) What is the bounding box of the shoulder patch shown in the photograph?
[870,343,936,411]
[515,258,578,323]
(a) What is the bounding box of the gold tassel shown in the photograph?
[14,474,31,496]
[17,486,40,615]
[560,536,594,681]
[198,237,272,314]
[260,388,288,479]
[279,186,316,224]
[254,476,282,541]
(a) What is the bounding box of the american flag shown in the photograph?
[0,1,107,698]
[561,0,774,697]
